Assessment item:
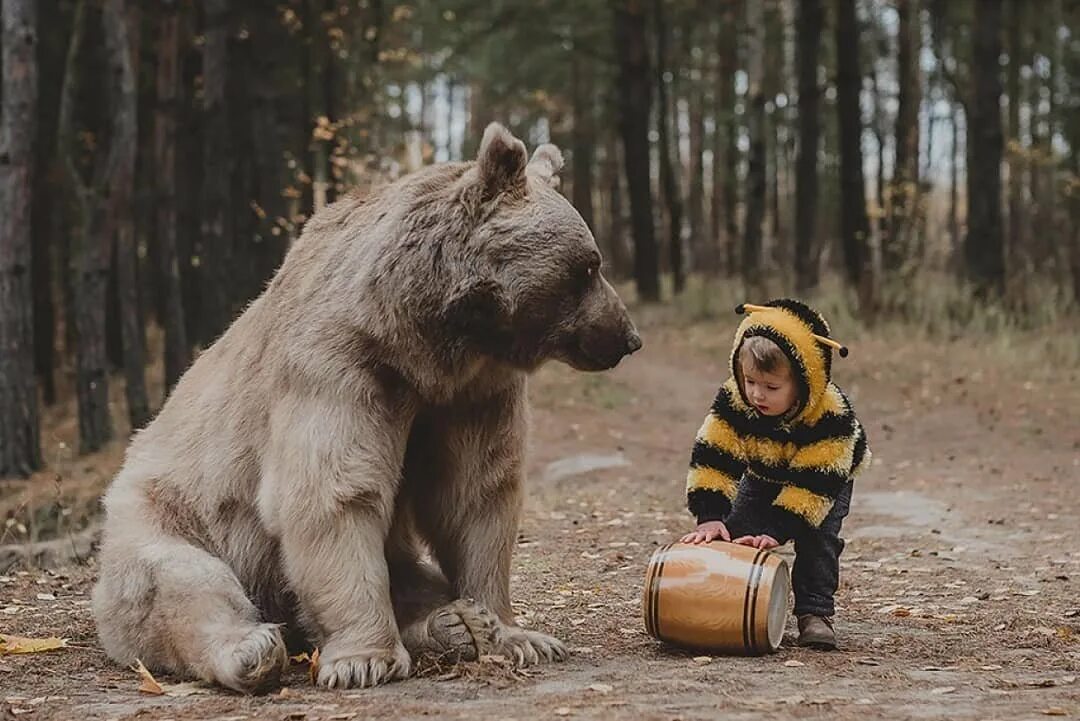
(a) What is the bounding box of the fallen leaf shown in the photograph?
[35,593,56,602]
[588,683,613,694]
[993,623,1007,631]
[893,608,912,617]
[290,652,311,664]
[857,658,882,666]
[284,713,306,721]
[309,648,321,685]
[131,659,164,695]
[162,682,211,698]
[930,686,956,694]
[1059,675,1076,685]
[329,715,358,721]
[784,660,805,667]
[692,656,712,665]
[1027,679,1058,688]
[0,635,69,655]
[981,665,1003,671]
[1041,709,1068,716]
[554,708,571,716]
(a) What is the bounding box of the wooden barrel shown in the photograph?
[642,541,791,655]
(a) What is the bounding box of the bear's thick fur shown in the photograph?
[91,124,641,692]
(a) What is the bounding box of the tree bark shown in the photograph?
[103,0,149,431]
[571,41,596,233]
[1006,0,1024,287]
[604,129,628,279]
[308,0,331,212]
[743,0,767,297]
[0,0,43,477]
[794,0,822,293]
[201,0,234,344]
[686,24,706,269]
[884,0,921,280]
[612,0,660,302]
[59,1,113,454]
[834,0,873,309]
[154,0,190,391]
[654,0,684,294]
[964,0,1005,298]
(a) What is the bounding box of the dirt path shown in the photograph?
[2,319,1078,720]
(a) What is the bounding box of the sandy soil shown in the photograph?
[2,314,1078,720]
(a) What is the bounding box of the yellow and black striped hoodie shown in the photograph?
[686,299,871,539]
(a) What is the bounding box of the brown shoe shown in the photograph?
[797,615,837,650]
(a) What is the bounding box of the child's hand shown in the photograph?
[680,520,731,544]
[733,534,779,550]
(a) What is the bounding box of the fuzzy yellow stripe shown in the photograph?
[773,485,834,527]
[742,435,796,465]
[697,414,742,456]
[802,383,847,425]
[790,435,855,474]
[686,466,738,500]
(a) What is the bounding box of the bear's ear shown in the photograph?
[476,122,528,199]
[526,144,564,189]
[443,276,512,339]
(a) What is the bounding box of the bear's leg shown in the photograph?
[268,391,414,689]
[389,549,498,661]
[92,533,287,693]
[409,391,568,667]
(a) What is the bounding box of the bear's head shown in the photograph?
[443,123,642,372]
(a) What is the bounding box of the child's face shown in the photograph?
[740,361,798,417]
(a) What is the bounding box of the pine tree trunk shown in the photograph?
[1006,0,1024,289]
[0,0,43,477]
[30,0,63,408]
[885,0,921,281]
[201,0,233,344]
[835,0,873,310]
[687,28,706,269]
[103,0,149,431]
[794,0,822,293]
[612,0,660,302]
[654,0,684,294]
[605,130,628,279]
[964,0,1005,298]
[308,0,331,212]
[59,1,113,454]
[711,5,738,275]
[571,44,596,233]
[743,0,767,297]
[155,0,190,391]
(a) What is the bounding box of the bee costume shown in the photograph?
[686,298,871,618]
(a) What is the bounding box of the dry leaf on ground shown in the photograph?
[131,659,164,695]
[308,648,321,685]
[0,635,69,655]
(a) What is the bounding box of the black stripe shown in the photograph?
[745,460,850,498]
[690,442,746,480]
[650,544,672,641]
[710,386,857,445]
[747,550,767,653]
[687,488,733,523]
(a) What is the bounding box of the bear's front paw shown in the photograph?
[494,628,568,667]
[315,642,411,689]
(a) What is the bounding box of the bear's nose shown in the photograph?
[626,330,643,354]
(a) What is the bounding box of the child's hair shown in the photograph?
[738,336,791,375]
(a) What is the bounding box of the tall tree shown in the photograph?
[612,0,660,302]
[685,18,706,268]
[104,0,148,430]
[712,3,739,275]
[885,0,921,281]
[201,0,234,344]
[835,0,873,310]
[59,1,113,453]
[0,0,42,477]
[654,0,685,293]
[794,0,822,293]
[154,0,191,391]
[571,40,596,233]
[1006,0,1024,284]
[964,0,1005,297]
[743,0,767,297]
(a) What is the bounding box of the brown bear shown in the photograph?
[91,123,641,692]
